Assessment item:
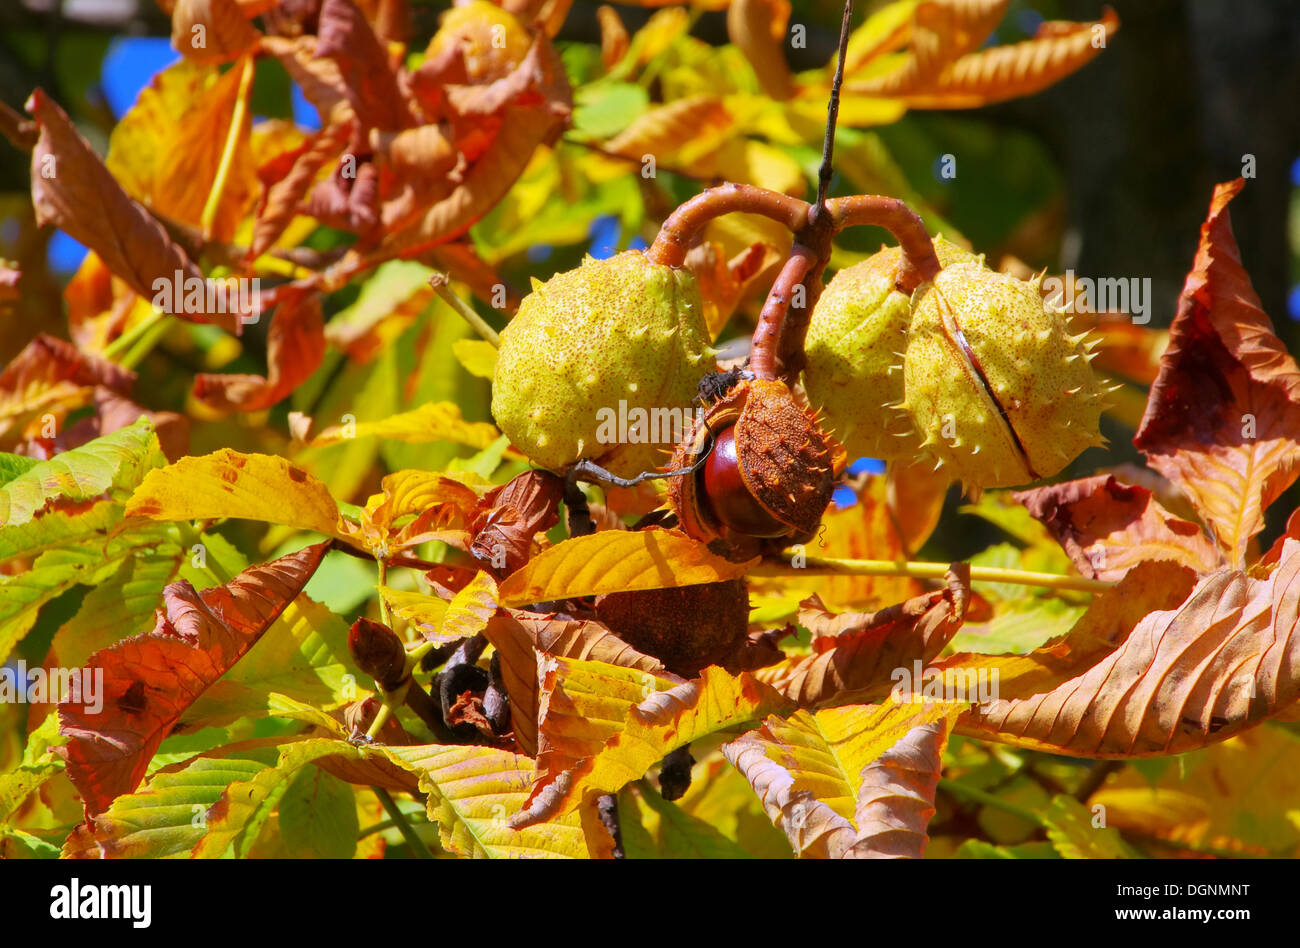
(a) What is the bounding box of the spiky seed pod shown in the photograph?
[804,236,976,460]
[903,262,1105,490]
[668,377,838,556]
[594,579,750,678]
[491,251,716,478]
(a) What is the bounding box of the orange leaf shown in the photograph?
[0,334,133,444]
[727,0,794,100]
[193,287,326,412]
[57,543,329,815]
[1134,179,1300,568]
[171,0,261,65]
[1015,474,1222,580]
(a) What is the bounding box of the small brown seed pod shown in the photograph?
[668,376,840,557]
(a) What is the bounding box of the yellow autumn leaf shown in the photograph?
[385,743,590,859]
[310,401,501,449]
[498,527,757,607]
[452,338,499,379]
[125,449,342,537]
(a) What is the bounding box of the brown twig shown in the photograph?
[645,183,810,269]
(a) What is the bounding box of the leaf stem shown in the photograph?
[201,53,254,241]
[371,787,435,859]
[755,551,1114,594]
[101,306,168,365]
[429,273,500,347]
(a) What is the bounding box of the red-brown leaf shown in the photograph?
[56,542,329,816]
[1015,474,1221,580]
[1134,179,1300,568]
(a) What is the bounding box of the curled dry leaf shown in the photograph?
[758,564,971,708]
[27,90,207,320]
[1015,474,1221,581]
[172,0,261,65]
[248,121,352,260]
[470,469,563,577]
[1134,179,1300,569]
[722,701,961,858]
[57,542,329,816]
[315,0,416,132]
[958,539,1300,756]
[596,5,629,70]
[193,287,327,412]
[849,6,1119,109]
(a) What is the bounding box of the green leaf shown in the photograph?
[0,453,39,485]
[573,81,650,138]
[0,417,163,527]
[276,767,358,859]
[622,784,753,859]
[1043,795,1141,858]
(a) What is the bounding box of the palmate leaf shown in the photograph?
[514,664,792,828]
[723,701,962,858]
[1134,179,1300,568]
[57,542,329,816]
[126,449,342,537]
[498,527,756,607]
[620,783,754,859]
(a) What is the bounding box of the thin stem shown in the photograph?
[817,0,854,207]
[429,273,500,347]
[755,551,1114,594]
[201,54,254,241]
[377,558,392,627]
[825,194,941,291]
[646,183,810,269]
[372,787,435,859]
[102,306,168,364]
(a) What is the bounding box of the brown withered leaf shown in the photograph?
[172,0,261,65]
[958,539,1300,756]
[193,287,326,412]
[0,334,133,443]
[852,718,950,858]
[1015,474,1221,581]
[849,6,1118,109]
[315,0,416,131]
[45,388,189,464]
[470,469,562,578]
[57,543,329,816]
[1134,179,1300,569]
[481,610,667,756]
[757,565,971,708]
[848,0,1009,96]
[248,121,352,260]
[934,560,1195,702]
[261,36,356,126]
[27,90,207,320]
